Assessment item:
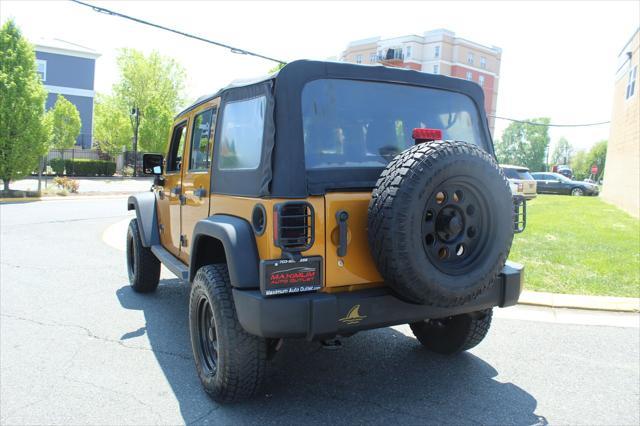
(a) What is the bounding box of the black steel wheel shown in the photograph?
[195,296,218,376]
[189,264,267,403]
[368,141,514,306]
[421,178,491,276]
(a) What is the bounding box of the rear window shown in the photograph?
[503,168,533,180]
[301,79,485,169]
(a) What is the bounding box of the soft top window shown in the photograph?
[218,96,266,170]
[301,79,485,169]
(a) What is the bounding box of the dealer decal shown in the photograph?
[260,257,322,296]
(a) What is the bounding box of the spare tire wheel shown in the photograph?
[368,141,514,307]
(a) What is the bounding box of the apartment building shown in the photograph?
[35,39,100,148]
[602,28,639,217]
[341,29,502,133]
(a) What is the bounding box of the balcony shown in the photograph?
[377,48,404,66]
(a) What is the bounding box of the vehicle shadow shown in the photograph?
[117,280,547,425]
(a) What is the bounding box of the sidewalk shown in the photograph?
[4,177,153,195]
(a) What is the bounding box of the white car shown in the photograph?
[501,164,537,200]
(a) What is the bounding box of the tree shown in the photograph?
[494,118,550,171]
[94,93,130,154]
[268,63,286,74]
[113,49,185,154]
[48,95,81,149]
[551,137,573,166]
[571,140,607,181]
[0,20,51,191]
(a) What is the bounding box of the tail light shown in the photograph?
[273,202,315,252]
[412,128,443,143]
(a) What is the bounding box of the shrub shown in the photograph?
[52,176,79,193]
[63,159,116,176]
[49,158,65,175]
[122,166,134,177]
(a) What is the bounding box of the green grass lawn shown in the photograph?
[508,195,640,297]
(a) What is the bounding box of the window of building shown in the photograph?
[478,75,485,87]
[166,121,188,172]
[626,66,637,99]
[434,45,440,58]
[480,56,487,69]
[36,59,47,81]
[467,52,474,65]
[370,53,377,63]
[433,64,439,74]
[405,45,412,59]
[355,54,363,64]
[466,71,473,80]
[218,96,266,170]
[189,107,217,171]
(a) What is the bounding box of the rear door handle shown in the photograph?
[335,210,349,257]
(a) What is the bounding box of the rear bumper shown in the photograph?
[233,261,524,340]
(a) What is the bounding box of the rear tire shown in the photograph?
[126,219,160,293]
[410,309,493,355]
[189,264,267,403]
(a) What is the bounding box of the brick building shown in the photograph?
[602,28,639,217]
[341,29,502,133]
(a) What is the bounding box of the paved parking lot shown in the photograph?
[1,197,638,425]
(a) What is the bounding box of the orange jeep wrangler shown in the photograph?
[126,60,525,403]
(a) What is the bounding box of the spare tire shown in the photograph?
[368,141,513,307]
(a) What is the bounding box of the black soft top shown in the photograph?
[179,60,493,198]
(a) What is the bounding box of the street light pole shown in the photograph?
[131,107,140,177]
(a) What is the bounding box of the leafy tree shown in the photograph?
[570,140,607,181]
[268,63,286,74]
[113,49,185,153]
[48,95,81,149]
[494,118,550,171]
[0,20,51,191]
[94,93,130,154]
[551,137,573,166]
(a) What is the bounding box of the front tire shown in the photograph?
[571,187,584,196]
[410,309,493,354]
[126,219,160,293]
[189,264,267,403]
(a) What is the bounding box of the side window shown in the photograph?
[189,108,216,171]
[166,122,188,173]
[218,96,266,170]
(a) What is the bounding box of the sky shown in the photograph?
[2,0,639,153]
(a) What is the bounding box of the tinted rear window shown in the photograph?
[301,79,485,169]
[503,168,533,180]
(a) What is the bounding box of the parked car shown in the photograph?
[126,60,525,403]
[531,172,599,196]
[556,166,573,179]
[501,164,537,200]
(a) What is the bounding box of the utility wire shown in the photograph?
[489,115,610,127]
[69,0,287,65]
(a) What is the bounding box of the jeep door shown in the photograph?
[156,119,189,258]
[179,99,219,263]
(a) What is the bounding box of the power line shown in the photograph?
[69,0,287,65]
[489,115,610,127]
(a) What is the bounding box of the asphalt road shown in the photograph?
[1,197,638,425]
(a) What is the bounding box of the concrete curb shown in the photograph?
[519,290,640,313]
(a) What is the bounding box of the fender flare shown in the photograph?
[190,215,260,288]
[127,193,159,247]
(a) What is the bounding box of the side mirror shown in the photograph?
[143,153,163,175]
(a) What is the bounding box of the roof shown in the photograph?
[178,59,487,119]
[34,38,100,59]
[500,164,530,171]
